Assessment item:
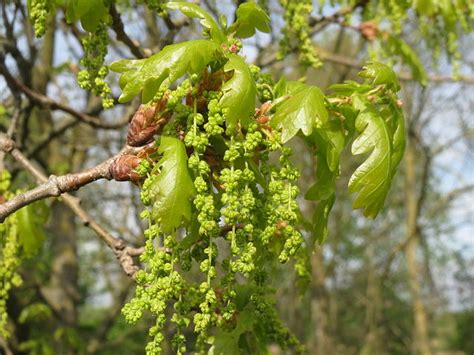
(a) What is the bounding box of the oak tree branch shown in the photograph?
[0,134,146,277]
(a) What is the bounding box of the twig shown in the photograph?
[0,57,128,129]
[110,5,145,59]
[0,134,145,277]
[259,47,474,84]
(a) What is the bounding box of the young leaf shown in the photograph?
[230,2,271,38]
[271,84,328,143]
[64,0,109,32]
[348,95,404,218]
[304,122,347,244]
[219,54,256,134]
[273,78,306,98]
[359,62,401,91]
[166,2,225,43]
[110,40,221,103]
[305,127,344,201]
[312,194,335,244]
[16,201,48,257]
[211,308,256,355]
[148,136,195,233]
[384,35,428,86]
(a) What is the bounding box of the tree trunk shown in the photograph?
[404,141,431,355]
[29,17,81,354]
[310,247,334,354]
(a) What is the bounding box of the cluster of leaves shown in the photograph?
[107,2,406,354]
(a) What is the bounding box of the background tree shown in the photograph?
[0,0,473,354]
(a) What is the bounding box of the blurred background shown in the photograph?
[0,0,473,354]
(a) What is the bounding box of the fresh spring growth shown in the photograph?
[104,2,407,354]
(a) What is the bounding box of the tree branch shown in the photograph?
[0,56,128,129]
[109,5,145,59]
[0,134,146,277]
[0,134,149,221]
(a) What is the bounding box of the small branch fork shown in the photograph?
[0,133,147,277]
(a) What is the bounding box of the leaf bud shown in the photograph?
[109,155,141,183]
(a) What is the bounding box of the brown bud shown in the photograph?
[396,99,403,108]
[257,115,270,125]
[110,155,141,183]
[185,92,194,107]
[359,21,378,41]
[137,145,157,159]
[127,104,158,147]
[276,220,287,230]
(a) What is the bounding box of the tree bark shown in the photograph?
[404,140,431,355]
[29,17,80,354]
[310,247,334,354]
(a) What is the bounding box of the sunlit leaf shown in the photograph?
[110,40,221,103]
[149,136,195,233]
[271,84,328,142]
[231,2,271,38]
[219,54,256,134]
[166,2,225,43]
[358,62,400,91]
[348,95,405,218]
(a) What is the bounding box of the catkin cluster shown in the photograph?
[122,70,305,354]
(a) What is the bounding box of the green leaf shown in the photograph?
[19,303,52,324]
[305,134,342,201]
[219,54,256,134]
[231,2,271,38]
[305,155,335,210]
[304,140,337,243]
[149,136,195,233]
[305,122,346,243]
[65,0,109,31]
[348,95,405,218]
[273,78,307,98]
[166,2,225,43]
[211,309,256,355]
[273,77,288,98]
[358,62,401,91]
[329,80,371,96]
[384,36,428,86]
[16,201,48,256]
[110,40,221,103]
[312,194,335,244]
[271,84,328,143]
